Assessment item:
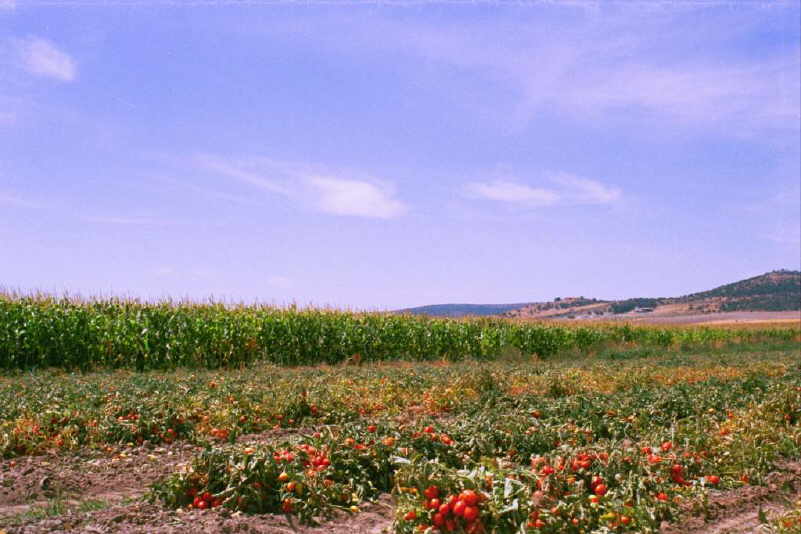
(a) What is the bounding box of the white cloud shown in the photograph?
[82,215,166,225]
[196,155,407,219]
[309,176,406,219]
[17,37,76,82]
[551,173,621,205]
[466,173,620,208]
[466,181,559,207]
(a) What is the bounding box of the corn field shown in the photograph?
[0,295,797,370]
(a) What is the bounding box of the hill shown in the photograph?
[400,270,800,319]
[395,303,532,318]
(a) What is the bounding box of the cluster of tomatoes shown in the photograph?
[410,425,454,446]
[297,443,331,471]
[403,485,485,533]
[273,448,296,462]
[187,489,222,510]
[209,427,230,441]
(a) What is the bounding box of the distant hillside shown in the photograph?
[400,270,800,319]
[672,269,801,312]
[398,303,532,318]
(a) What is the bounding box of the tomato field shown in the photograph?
[1,315,800,533]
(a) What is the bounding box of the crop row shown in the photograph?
[1,295,798,369]
[149,378,801,533]
[1,351,796,458]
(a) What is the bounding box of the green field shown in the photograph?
[1,295,798,370]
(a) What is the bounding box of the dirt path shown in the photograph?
[661,462,801,534]
[0,435,394,534]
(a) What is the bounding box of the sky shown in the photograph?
[0,0,799,310]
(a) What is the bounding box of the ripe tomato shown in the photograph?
[427,498,441,510]
[439,502,451,515]
[460,490,479,506]
[452,500,467,517]
[404,510,417,521]
[656,492,669,501]
[197,499,208,510]
[463,505,479,522]
[432,512,446,527]
[367,425,377,433]
[594,484,607,496]
[423,485,440,499]
[707,475,720,485]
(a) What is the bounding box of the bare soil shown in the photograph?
[0,435,394,534]
[660,461,801,534]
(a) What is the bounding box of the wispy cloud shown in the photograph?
[551,173,622,205]
[259,10,799,136]
[16,37,76,82]
[466,173,620,208]
[196,155,408,219]
[466,181,559,207]
[81,215,168,225]
[195,156,289,196]
[308,176,406,219]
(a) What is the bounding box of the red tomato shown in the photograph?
[656,492,669,501]
[202,492,213,502]
[192,497,202,508]
[367,425,377,433]
[439,503,451,515]
[460,490,479,506]
[197,499,208,510]
[404,510,417,521]
[432,512,445,527]
[423,485,440,499]
[707,475,720,485]
[452,500,467,517]
[427,498,441,510]
[463,505,479,522]
[594,484,607,496]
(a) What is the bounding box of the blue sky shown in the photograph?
[1,0,799,309]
